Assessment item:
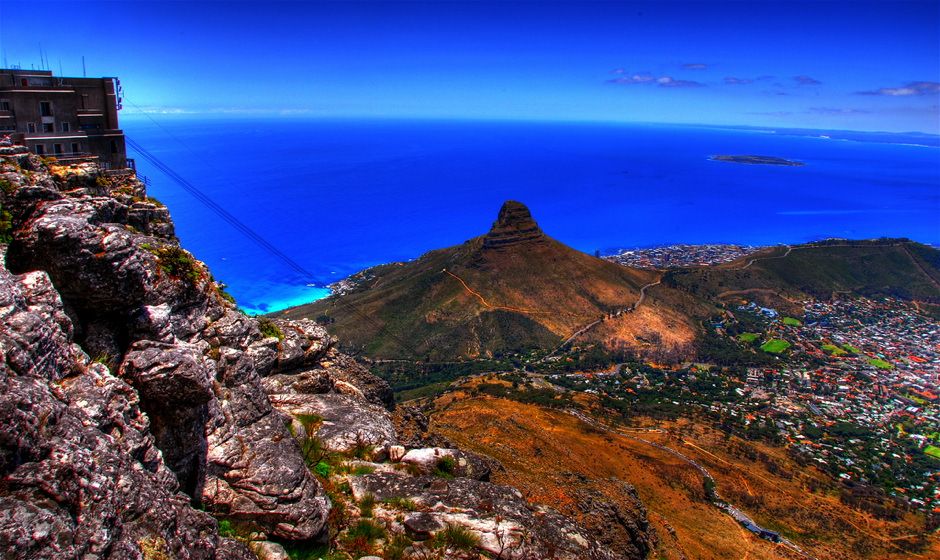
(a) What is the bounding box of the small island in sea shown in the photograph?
[710,154,806,166]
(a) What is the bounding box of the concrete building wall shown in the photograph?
[0,69,127,168]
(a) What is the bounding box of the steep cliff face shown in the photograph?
[0,146,332,557]
[0,146,653,559]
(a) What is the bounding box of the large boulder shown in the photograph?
[0,261,253,559]
[267,392,398,457]
[399,447,493,481]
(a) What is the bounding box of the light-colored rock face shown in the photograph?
[267,388,399,456]
[399,447,492,481]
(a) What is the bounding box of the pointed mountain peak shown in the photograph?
[483,200,546,249]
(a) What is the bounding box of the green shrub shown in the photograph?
[359,493,375,517]
[433,523,480,551]
[216,519,236,538]
[383,496,418,511]
[345,519,386,542]
[148,245,200,283]
[351,465,375,476]
[350,437,374,461]
[217,285,236,305]
[258,318,285,341]
[0,207,12,244]
[281,542,339,560]
[433,456,456,478]
[314,461,331,478]
[299,434,335,470]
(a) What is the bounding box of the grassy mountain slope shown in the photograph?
[277,201,664,360]
[668,239,940,315]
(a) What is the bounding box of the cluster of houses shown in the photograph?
[603,243,762,269]
[736,297,939,510]
[542,295,939,512]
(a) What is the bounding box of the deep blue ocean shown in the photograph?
[122,116,940,315]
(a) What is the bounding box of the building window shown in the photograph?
[0,100,10,111]
[27,122,36,133]
[61,122,70,132]
[39,101,52,117]
[35,145,45,155]
[71,142,80,153]
[53,144,63,155]
[42,122,54,133]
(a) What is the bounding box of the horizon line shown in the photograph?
[119,111,940,138]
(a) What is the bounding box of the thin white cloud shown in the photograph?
[858,81,940,96]
[607,71,704,88]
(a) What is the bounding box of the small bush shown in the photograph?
[0,207,12,244]
[383,496,418,511]
[149,245,200,283]
[346,519,385,542]
[314,461,331,478]
[216,519,237,538]
[433,523,480,551]
[359,493,376,517]
[351,465,375,476]
[350,436,374,461]
[217,284,236,305]
[433,456,457,478]
[281,542,338,560]
[299,434,335,469]
[258,318,285,341]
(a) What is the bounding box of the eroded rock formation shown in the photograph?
[482,200,547,249]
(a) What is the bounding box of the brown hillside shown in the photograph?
[279,201,690,359]
[425,390,937,560]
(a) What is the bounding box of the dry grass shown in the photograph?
[427,396,937,560]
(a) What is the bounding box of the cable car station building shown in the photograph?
[0,68,129,169]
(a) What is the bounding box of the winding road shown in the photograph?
[540,277,663,360]
[739,244,793,270]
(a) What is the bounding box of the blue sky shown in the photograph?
[1,0,938,133]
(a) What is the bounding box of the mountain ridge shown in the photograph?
[283,203,940,362]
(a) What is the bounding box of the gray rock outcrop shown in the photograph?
[1,153,329,550]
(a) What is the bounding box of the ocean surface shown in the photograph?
[122,116,940,315]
